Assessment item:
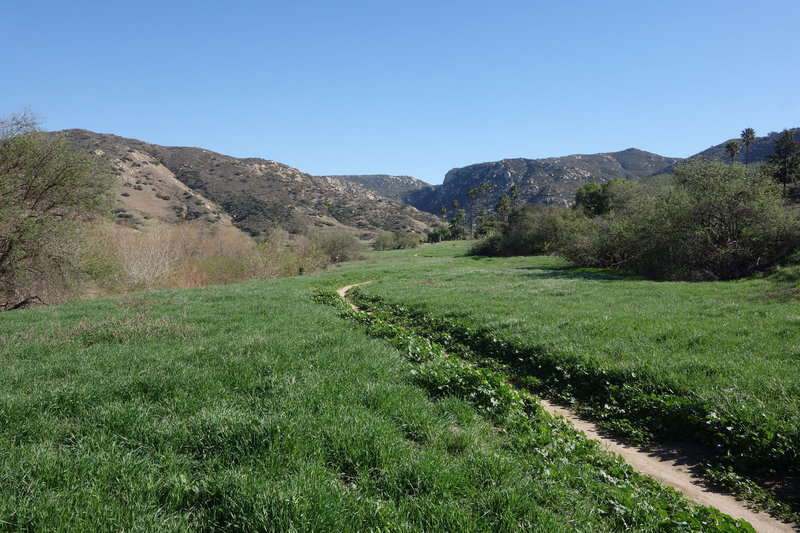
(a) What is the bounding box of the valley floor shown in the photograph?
[0,242,796,531]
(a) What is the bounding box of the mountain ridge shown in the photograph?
[60,129,440,238]
[60,127,799,234]
[315,174,433,203]
[404,148,682,214]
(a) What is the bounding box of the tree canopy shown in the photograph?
[768,129,800,195]
[475,161,799,281]
[0,111,112,309]
[740,127,755,165]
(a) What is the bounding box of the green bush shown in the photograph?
[476,161,800,280]
[564,161,800,280]
[372,232,396,250]
[426,226,451,243]
[471,205,575,257]
[309,230,363,264]
[574,178,637,217]
[372,231,422,250]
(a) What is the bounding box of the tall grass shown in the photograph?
[350,250,800,498]
[0,258,751,531]
[84,224,359,294]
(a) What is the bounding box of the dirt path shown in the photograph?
[541,400,793,532]
[336,284,796,533]
[337,283,370,311]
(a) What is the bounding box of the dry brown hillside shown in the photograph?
[61,129,439,239]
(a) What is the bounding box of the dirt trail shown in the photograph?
[542,400,793,532]
[336,284,796,533]
[337,283,370,311]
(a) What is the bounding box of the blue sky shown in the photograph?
[3,1,798,184]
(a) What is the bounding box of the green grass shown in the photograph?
[349,245,800,497]
[0,248,755,531]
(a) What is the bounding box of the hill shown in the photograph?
[406,148,681,214]
[61,130,439,238]
[404,129,800,216]
[61,128,798,231]
[56,130,235,230]
[316,174,433,203]
[690,128,800,166]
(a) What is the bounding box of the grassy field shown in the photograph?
[0,242,775,530]
[349,244,800,505]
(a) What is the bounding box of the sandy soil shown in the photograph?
[541,400,793,532]
[336,284,796,533]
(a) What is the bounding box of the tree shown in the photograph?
[478,181,494,214]
[466,186,477,234]
[574,178,635,216]
[372,230,421,250]
[464,181,495,237]
[427,226,450,243]
[439,204,447,220]
[511,184,521,206]
[448,209,466,239]
[496,193,511,222]
[472,204,573,257]
[740,127,755,165]
[475,207,488,235]
[767,129,800,196]
[725,140,741,163]
[574,182,604,215]
[309,230,363,264]
[0,111,112,309]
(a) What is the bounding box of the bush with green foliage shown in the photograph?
[574,178,636,217]
[475,161,800,280]
[0,111,112,309]
[372,230,421,250]
[570,161,800,280]
[426,226,451,243]
[471,205,575,257]
[308,230,363,264]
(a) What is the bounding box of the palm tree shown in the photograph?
[466,187,477,234]
[478,182,494,210]
[740,128,755,165]
[439,204,447,220]
[725,140,741,163]
[496,194,511,222]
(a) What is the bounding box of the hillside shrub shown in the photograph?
[471,205,575,257]
[426,226,451,243]
[308,230,363,264]
[372,230,422,250]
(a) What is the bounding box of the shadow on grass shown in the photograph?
[513,265,646,283]
[465,252,643,283]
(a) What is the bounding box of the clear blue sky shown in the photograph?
[3,1,798,184]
